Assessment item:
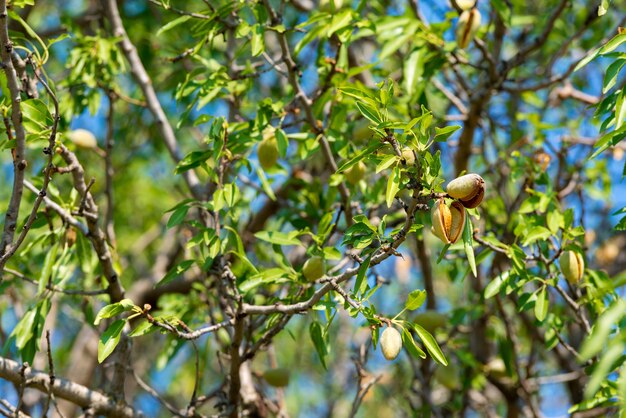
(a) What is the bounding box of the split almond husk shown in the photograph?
[448,201,466,243]
[431,200,466,244]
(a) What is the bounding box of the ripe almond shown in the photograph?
[459,186,484,208]
[446,173,484,200]
[456,0,476,10]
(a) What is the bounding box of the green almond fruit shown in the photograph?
[345,161,366,185]
[380,327,402,360]
[303,256,325,282]
[414,310,448,334]
[559,250,584,284]
[434,363,460,390]
[401,148,415,165]
[258,129,279,170]
[263,368,290,387]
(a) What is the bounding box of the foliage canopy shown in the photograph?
[1,0,626,417]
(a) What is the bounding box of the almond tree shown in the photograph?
[1,1,626,416]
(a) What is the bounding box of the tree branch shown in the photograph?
[0,58,60,272]
[0,0,28,261]
[0,356,143,418]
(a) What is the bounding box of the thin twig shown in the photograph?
[131,369,182,416]
[22,180,90,236]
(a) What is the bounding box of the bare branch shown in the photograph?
[0,0,28,261]
[4,268,107,296]
[0,356,144,418]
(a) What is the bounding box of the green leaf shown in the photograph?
[310,321,328,369]
[21,99,53,134]
[602,58,626,94]
[157,260,195,287]
[354,254,372,295]
[255,166,277,201]
[375,154,398,173]
[436,243,450,264]
[167,204,190,228]
[490,0,511,24]
[574,46,601,72]
[239,267,292,292]
[128,320,154,337]
[598,0,609,15]
[615,89,626,130]
[403,49,422,97]
[534,286,549,322]
[413,324,448,365]
[157,15,192,36]
[385,164,401,208]
[590,124,626,159]
[484,271,510,299]
[275,128,289,158]
[584,341,623,399]
[326,10,352,37]
[342,222,377,249]
[463,215,477,278]
[337,142,383,173]
[175,150,212,174]
[599,33,626,55]
[11,0,35,7]
[98,319,126,363]
[355,100,382,124]
[94,299,136,325]
[254,231,302,246]
[580,299,626,360]
[521,226,552,246]
[38,241,59,295]
[402,327,426,359]
[433,125,461,142]
[405,289,426,311]
[12,309,37,349]
[251,24,265,57]
[547,210,564,234]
